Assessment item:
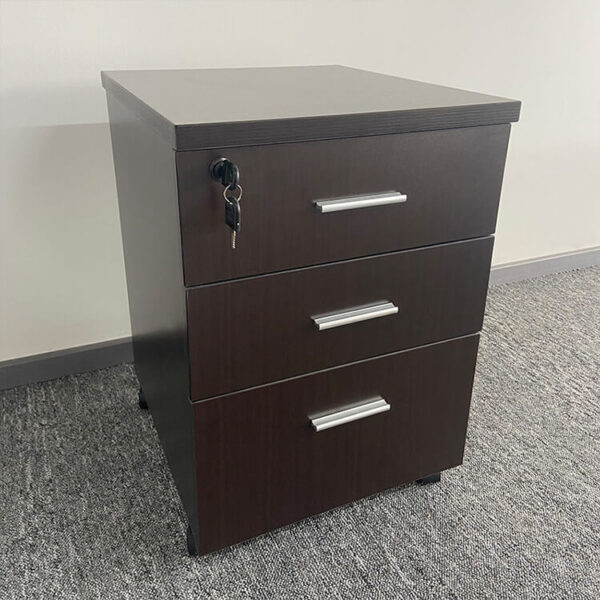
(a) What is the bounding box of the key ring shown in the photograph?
[223,184,243,203]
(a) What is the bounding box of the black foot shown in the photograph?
[186,525,197,556]
[417,472,441,485]
[138,388,148,410]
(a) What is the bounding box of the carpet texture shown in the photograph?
[1,267,599,599]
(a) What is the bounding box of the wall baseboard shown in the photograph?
[0,338,133,391]
[1,246,598,391]
[489,245,600,285]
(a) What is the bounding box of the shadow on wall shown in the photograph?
[0,123,131,361]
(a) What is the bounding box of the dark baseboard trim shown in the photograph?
[489,245,600,285]
[1,246,598,391]
[0,338,134,391]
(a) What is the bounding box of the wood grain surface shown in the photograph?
[101,66,520,149]
[177,125,509,285]
[192,334,480,555]
[106,93,199,542]
[187,237,493,400]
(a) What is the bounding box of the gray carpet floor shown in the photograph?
[1,267,599,599]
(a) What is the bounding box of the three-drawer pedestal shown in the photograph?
[103,66,520,555]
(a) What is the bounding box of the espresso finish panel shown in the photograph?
[177,126,509,285]
[187,237,493,400]
[192,335,480,555]
[104,66,519,555]
[101,66,520,149]
[105,94,198,541]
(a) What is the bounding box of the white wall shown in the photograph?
[1,0,599,361]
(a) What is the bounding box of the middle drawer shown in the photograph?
[187,236,493,400]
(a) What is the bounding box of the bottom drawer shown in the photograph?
[193,334,479,555]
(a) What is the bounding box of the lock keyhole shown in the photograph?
[210,158,239,189]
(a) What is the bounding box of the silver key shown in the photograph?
[224,185,242,250]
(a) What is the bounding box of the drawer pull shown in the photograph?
[314,191,407,213]
[311,397,390,432]
[312,301,398,331]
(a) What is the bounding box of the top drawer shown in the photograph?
[177,125,510,286]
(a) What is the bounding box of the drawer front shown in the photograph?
[192,335,479,555]
[187,237,492,400]
[177,125,509,285]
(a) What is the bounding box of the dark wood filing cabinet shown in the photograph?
[102,66,520,556]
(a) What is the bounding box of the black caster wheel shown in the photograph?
[138,388,148,410]
[186,525,197,556]
[417,472,441,485]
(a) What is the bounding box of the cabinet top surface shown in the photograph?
[102,65,520,149]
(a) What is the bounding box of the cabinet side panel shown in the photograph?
[106,93,197,538]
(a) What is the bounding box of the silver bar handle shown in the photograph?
[311,397,390,432]
[314,190,407,213]
[312,301,398,331]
